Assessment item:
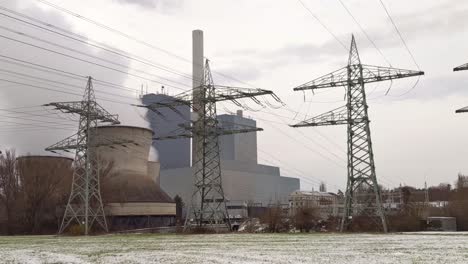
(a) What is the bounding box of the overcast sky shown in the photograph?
[1,0,468,192]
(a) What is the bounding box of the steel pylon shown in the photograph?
[291,35,424,232]
[45,77,120,235]
[184,60,228,230]
[454,63,468,113]
[139,59,282,232]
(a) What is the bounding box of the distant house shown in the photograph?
[288,190,340,219]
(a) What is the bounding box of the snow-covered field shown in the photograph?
[1,232,468,263]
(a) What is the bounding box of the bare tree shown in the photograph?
[260,204,288,233]
[0,150,20,234]
[174,195,184,226]
[17,156,73,234]
[293,206,319,232]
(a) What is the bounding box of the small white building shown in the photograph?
[289,190,340,219]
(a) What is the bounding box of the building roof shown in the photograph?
[290,190,337,197]
[96,125,154,135]
[16,155,73,161]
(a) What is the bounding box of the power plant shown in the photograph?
[159,109,300,209]
[140,30,289,231]
[4,0,468,262]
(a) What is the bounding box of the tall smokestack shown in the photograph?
[192,30,204,166]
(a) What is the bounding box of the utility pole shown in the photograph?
[45,77,127,235]
[290,35,424,232]
[454,63,468,113]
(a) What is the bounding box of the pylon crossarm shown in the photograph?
[215,127,263,136]
[360,65,424,85]
[454,63,468,72]
[293,65,423,92]
[92,136,136,148]
[181,121,263,136]
[456,106,468,114]
[46,134,135,151]
[44,101,119,124]
[211,87,276,103]
[293,67,348,91]
[153,126,193,140]
[291,105,348,127]
[46,133,79,151]
[140,87,280,113]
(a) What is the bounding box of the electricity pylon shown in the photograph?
[140,59,282,231]
[45,77,125,235]
[291,35,424,232]
[454,63,468,113]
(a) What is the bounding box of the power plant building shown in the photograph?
[141,93,191,170]
[153,107,300,207]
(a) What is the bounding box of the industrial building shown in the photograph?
[152,107,300,209]
[288,190,340,219]
[92,125,176,229]
[141,93,191,170]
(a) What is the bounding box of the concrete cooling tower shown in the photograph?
[91,125,175,229]
[16,156,73,192]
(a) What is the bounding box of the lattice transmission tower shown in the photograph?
[454,63,468,113]
[45,77,128,235]
[291,35,424,232]
[140,59,283,231]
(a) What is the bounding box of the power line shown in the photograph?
[378,0,420,70]
[258,149,345,190]
[0,68,137,101]
[225,103,398,188]
[222,102,347,169]
[34,0,190,63]
[0,25,191,90]
[0,116,75,130]
[337,0,392,66]
[0,7,195,81]
[296,0,347,50]
[0,33,188,91]
[31,0,275,87]
[0,78,137,106]
[0,111,76,124]
[0,54,138,93]
[0,127,75,133]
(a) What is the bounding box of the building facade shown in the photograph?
[159,110,300,209]
[289,190,340,219]
[141,93,191,169]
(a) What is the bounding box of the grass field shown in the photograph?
[1,232,468,263]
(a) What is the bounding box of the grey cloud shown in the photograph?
[114,0,184,13]
[217,64,263,84]
[396,74,468,101]
[115,0,157,9]
[393,1,468,38]
[223,0,468,73]
[0,0,146,155]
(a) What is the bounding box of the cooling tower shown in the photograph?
[15,155,73,208]
[91,125,175,222]
[148,161,161,186]
[16,155,73,182]
[93,125,154,177]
